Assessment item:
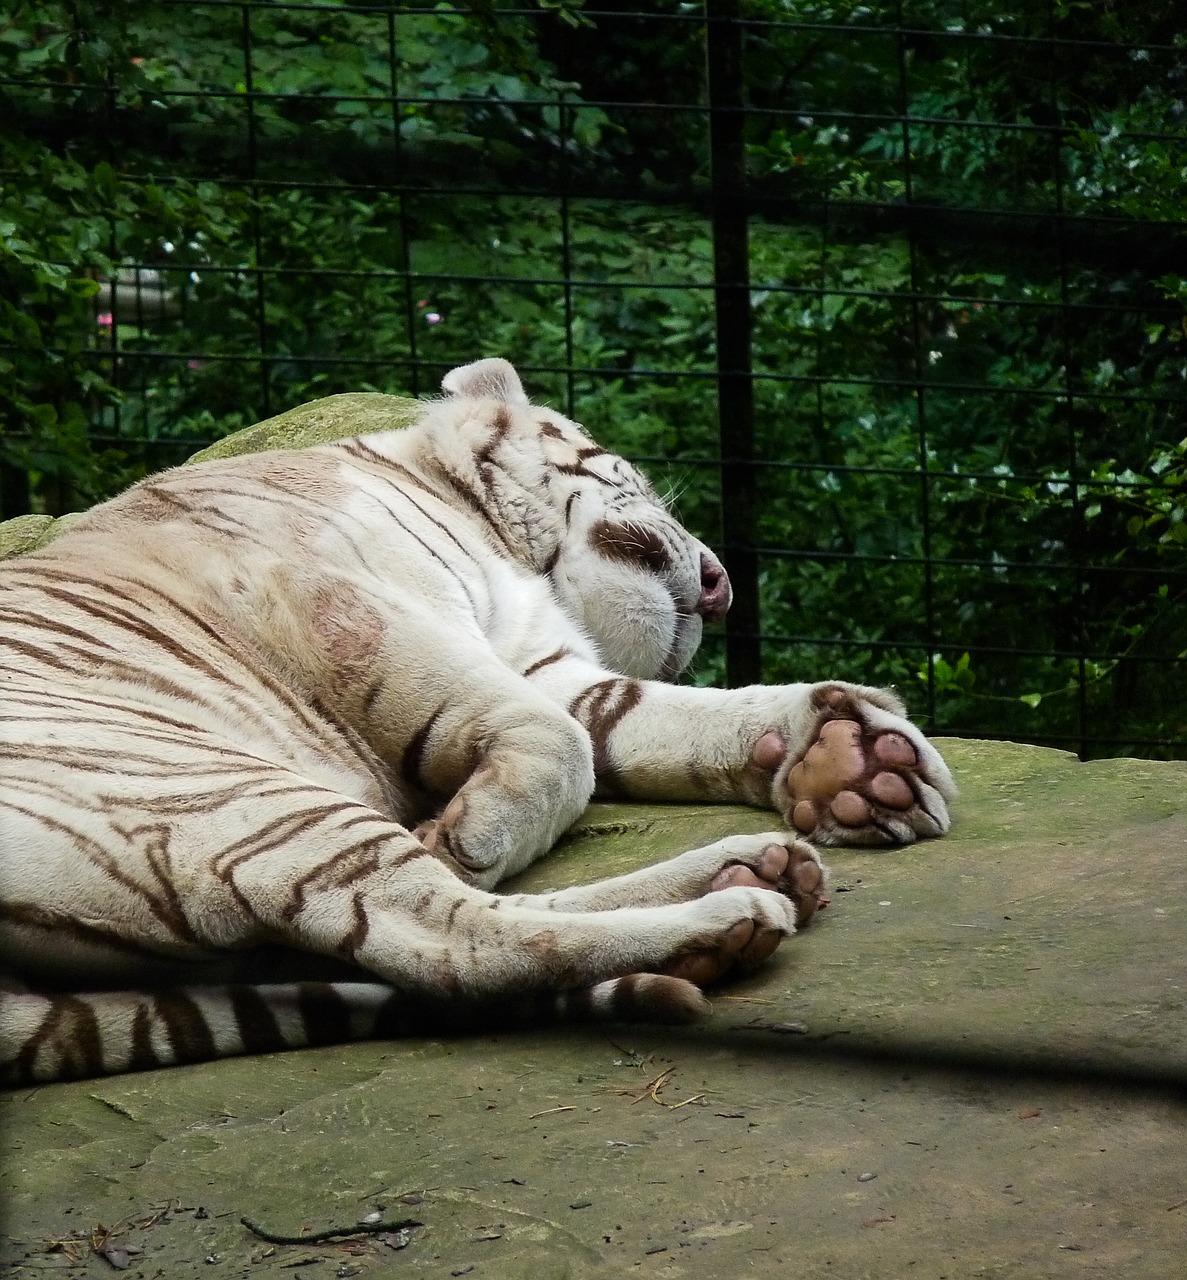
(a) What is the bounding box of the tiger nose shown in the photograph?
[696,553,732,622]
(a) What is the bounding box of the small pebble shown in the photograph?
[570,1199,593,1210]
[858,1172,878,1183]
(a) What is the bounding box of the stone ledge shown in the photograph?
[3,739,1184,1277]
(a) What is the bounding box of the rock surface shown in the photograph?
[3,738,1184,1277]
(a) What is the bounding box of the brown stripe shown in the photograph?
[128,1002,159,1073]
[139,481,195,514]
[22,582,234,683]
[14,995,104,1083]
[361,677,386,719]
[522,648,572,679]
[16,565,353,756]
[589,519,673,576]
[1,747,287,799]
[470,404,514,495]
[229,986,286,1054]
[401,704,445,792]
[0,635,87,671]
[568,678,644,794]
[341,892,371,957]
[152,990,217,1065]
[361,489,486,613]
[610,974,645,1018]
[3,801,193,937]
[340,440,438,500]
[555,443,611,481]
[279,836,386,925]
[489,405,512,439]
[438,466,514,552]
[297,983,353,1047]
[342,442,485,563]
[213,801,365,887]
[0,607,120,652]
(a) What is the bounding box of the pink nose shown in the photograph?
[696,553,732,622]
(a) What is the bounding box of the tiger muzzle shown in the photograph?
[695,553,731,622]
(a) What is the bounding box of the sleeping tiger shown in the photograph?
[0,357,954,1083]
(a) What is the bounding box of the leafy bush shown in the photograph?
[2,0,1185,754]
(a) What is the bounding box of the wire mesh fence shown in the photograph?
[3,1,1186,758]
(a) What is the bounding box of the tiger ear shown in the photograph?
[441,358,529,406]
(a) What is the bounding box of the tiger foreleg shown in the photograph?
[527,658,956,847]
[349,868,797,999]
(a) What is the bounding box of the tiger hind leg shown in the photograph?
[5,771,809,1081]
[501,832,830,927]
[150,777,797,999]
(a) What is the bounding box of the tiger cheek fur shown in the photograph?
[0,356,955,1082]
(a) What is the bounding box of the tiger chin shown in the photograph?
[0,357,955,1083]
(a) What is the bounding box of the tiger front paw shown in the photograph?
[755,685,956,847]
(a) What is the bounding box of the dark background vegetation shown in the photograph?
[2,0,1186,758]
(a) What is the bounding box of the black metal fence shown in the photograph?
[3,1,1186,758]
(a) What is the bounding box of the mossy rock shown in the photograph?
[0,392,423,560]
[4,738,1186,1278]
[184,391,421,463]
[0,512,87,560]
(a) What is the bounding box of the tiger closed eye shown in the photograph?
[588,519,672,574]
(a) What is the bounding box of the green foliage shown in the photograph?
[2,134,134,508]
[2,0,1185,755]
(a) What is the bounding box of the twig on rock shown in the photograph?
[240,1216,422,1245]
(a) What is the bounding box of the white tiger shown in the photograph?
[0,358,954,1083]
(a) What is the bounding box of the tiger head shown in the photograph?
[437,359,732,681]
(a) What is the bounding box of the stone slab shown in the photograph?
[2,738,1185,1277]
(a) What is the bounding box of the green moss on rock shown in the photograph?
[0,512,87,560]
[185,392,422,463]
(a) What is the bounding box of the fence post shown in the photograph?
[0,463,32,519]
[705,0,761,687]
